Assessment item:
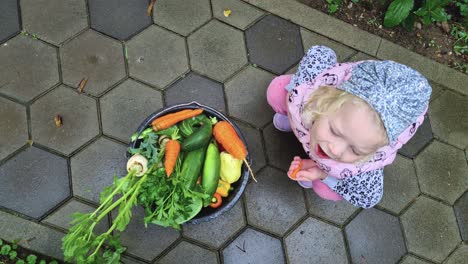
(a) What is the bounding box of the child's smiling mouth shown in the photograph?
[316,144,330,159]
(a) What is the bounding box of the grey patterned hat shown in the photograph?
[338,60,432,143]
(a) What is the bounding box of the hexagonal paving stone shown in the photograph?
[398,115,433,158]
[43,198,108,234]
[158,241,217,264]
[120,255,146,264]
[235,121,266,173]
[399,255,432,264]
[445,244,468,264]
[188,20,247,82]
[245,15,303,74]
[21,0,88,45]
[414,140,468,204]
[165,73,225,112]
[429,81,445,102]
[115,207,180,261]
[380,155,420,214]
[454,191,468,241]
[285,217,348,264]
[306,190,358,226]
[88,0,151,40]
[263,123,307,170]
[223,228,284,264]
[212,0,264,30]
[71,137,128,203]
[100,79,163,143]
[401,196,460,262]
[127,25,189,89]
[30,85,99,155]
[429,91,468,149]
[0,0,20,43]
[0,146,69,219]
[0,97,28,161]
[225,66,275,126]
[154,0,211,36]
[0,35,59,102]
[183,202,245,248]
[60,30,126,96]
[244,167,306,236]
[345,209,406,264]
[346,52,377,62]
[300,28,355,62]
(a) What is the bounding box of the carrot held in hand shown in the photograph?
[152,109,204,131]
[213,121,257,182]
[164,139,180,177]
[290,161,303,179]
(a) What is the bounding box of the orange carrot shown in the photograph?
[213,121,256,182]
[152,109,203,131]
[164,139,180,177]
[290,161,303,179]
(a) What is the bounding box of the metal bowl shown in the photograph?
[129,102,251,224]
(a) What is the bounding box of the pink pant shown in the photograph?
[266,75,343,201]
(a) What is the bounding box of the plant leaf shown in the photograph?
[384,0,414,27]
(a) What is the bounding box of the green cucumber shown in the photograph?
[180,147,206,190]
[202,142,221,206]
[181,120,212,151]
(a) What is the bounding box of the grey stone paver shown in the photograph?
[414,140,468,205]
[445,244,468,264]
[120,255,147,264]
[345,209,406,264]
[380,155,420,214]
[263,123,307,170]
[88,0,151,40]
[183,201,245,248]
[398,116,433,158]
[30,85,99,155]
[42,198,109,234]
[188,20,247,82]
[306,190,358,226]
[0,35,59,102]
[0,146,69,219]
[300,28,355,62]
[21,0,88,45]
[244,166,306,236]
[100,79,163,143]
[222,228,284,264]
[0,97,28,161]
[346,51,377,62]
[115,207,180,261]
[154,0,211,36]
[60,30,126,96]
[454,191,468,241]
[224,65,275,127]
[0,210,64,260]
[71,137,128,203]
[429,91,468,149]
[235,121,266,173]
[429,81,445,102]
[165,73,225,112]
[245,14,303,75]
[400,196,460,262]
[399,255,432,264]
[285,217,348,264]
[158,241,218,264]
[0,0,20,43]
[127,25,189,89]
[212,0,264,30]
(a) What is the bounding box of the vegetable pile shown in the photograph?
[62,108,254,263]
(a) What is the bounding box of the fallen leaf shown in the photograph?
[78,77,88,93]
[147,0,156,16]
[54,115,63,127]
[223,9,232,17]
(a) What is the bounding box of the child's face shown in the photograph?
[309,101,386,163]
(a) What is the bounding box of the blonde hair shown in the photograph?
[302,86,389,160]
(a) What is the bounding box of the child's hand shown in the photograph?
[295,166,327,182]
[287,157,317,179]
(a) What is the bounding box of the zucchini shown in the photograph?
[180,147,206,190]
[181,120,212,151]
[202,142,221,206]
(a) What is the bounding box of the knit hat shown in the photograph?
[338,60,432,143]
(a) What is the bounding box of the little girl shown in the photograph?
[267,46,431,208]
